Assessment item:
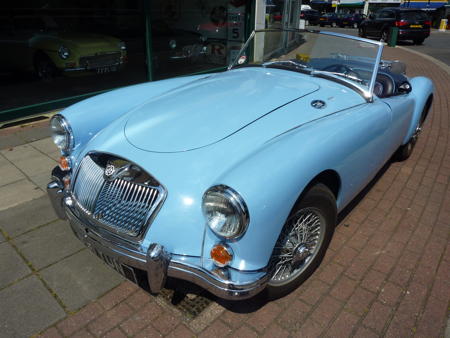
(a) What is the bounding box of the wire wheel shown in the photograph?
[269,208,325,285]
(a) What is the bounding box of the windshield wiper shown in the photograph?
[311,70,366,84]
[262,60,312,74]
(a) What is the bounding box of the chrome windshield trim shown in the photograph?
[311,70,372,102]
[318,30,384,46]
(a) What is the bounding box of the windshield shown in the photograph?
[229,29,383,101]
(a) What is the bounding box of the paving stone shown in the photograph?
[0,160,25,187]
[30,137,58,155]
[1,143,39,161]
[0,242,31,288]
[0,196,57,237]
[0,179,44,211]
[9,151,56,177]
[18,125,51,143]
[0,276,65,338]
[40,249,124,311]
[0,133,24,151]
[0,232,5,243]
[30,171,53,191]
[13,220,84,270]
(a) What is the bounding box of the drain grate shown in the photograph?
[158,279,214,319]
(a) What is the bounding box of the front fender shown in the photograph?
[402,76,434,144]
[202,124,341,272]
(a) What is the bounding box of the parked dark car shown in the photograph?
[359,8,431,44]
[319,13,340,27]
[300,9,321,25]
[340,13,366,28]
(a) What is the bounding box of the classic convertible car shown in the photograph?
[47,29,433,300]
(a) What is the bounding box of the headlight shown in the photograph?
[58,45,70,59]
[202,185,249,239]
[118,41,126,50]
[169,40,177,49]
[50,115,73,154]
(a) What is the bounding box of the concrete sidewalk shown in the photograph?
[0,45,449,338]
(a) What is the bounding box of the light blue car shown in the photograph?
[47,29,433,300]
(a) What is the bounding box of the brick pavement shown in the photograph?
[2,45,449,337]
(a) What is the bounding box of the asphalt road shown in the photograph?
[314,26,450,66]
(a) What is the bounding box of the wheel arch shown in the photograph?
[402,76,434,144]
[291,170,341,212]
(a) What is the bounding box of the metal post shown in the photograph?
[144,0,153,82]
[363,0,369,15]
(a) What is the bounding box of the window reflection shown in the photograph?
[151,0,248,80]
[0,1,146,111]
[0,1,251,112]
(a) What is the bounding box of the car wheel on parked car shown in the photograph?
[34,52,57,80]
[332,22,337,28]
[353,22,358,29]
[381,30,389,43]
[358,27,366,37]
[266,183,336,299]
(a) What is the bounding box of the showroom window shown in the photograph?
[0,0,253,123]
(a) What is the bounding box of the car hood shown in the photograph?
[42,31,118,49]
[124,68,320,152]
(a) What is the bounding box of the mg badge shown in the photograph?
[104,164,115,178]
[311,100,326,109]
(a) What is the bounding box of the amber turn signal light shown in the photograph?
[59,156,71,171]
[210,244,233,267]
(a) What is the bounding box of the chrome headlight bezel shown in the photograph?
[58,45,70,59]
[202,185,250,240]
[50,114,73,154]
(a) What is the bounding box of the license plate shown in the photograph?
[320,18,325,20]
[91,247,138,283]
[96,66,117,74]
[410,24,422,28]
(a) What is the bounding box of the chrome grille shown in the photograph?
[72,156,104,214]
[93,179,160,236]
[72,154,164,237]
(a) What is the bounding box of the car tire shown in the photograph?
[266,183,336,299]
[332,22,337,28]
[381,29,389,43]
[359,27,366,37]
[413,38,425,45]
[353,22,358,29]
[34,53,57,81]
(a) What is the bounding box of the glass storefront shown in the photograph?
[0,0,252,121]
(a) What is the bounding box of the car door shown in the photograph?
[364,12,379,36]
[375,10,395,37]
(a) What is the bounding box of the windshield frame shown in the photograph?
[229,29,384,102]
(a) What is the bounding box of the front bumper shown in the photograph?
[47,167,269,300]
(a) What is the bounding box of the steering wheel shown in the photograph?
[322,64,361,79]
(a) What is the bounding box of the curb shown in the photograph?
[396,45,450,76]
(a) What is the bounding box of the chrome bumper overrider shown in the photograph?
[47,167,269,300]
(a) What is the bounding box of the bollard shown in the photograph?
[439,19,447,32]
[388,27,399,47]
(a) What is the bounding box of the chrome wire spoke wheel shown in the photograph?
[269,208,325,285]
